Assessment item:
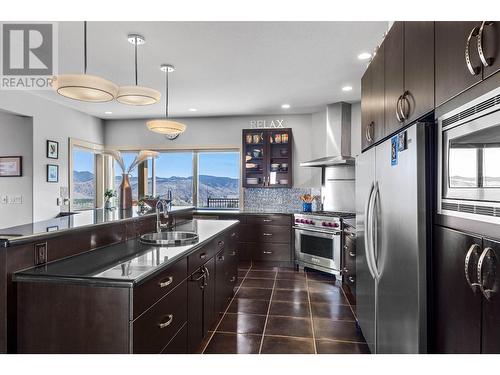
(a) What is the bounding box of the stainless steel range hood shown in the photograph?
[300,102,354,167]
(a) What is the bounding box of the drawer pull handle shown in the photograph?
[344,245,348,250]
[159,276,173,288]
[262,233,273,236]
[230,276,236,283]
[158,314,174,329]
[218,255,225,261]
[349,252,356,257]
[231,232,237,237]
[218,240,225,247]
[348,276,355,283]
[263,250,273,254]
[229,251,236,256]
[199,253,207,260]
[262,219,272,222]
[350,233,355,237]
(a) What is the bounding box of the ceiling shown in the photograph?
[32,21,388,119]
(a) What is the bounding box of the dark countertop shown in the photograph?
[13,219,238,288]
[0,206,194,248]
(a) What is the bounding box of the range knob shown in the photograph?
[333,222,339,228]
[295,218,300,223]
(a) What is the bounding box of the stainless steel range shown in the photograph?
[294,211,355,276]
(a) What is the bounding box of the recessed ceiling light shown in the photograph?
[342,86,353,92]
[281,104,291,109]
[188,108,197,112]
[105,111,112,115]
[358,52,372,60]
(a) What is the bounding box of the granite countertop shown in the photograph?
[0,206,194,247]
[13,219,238,288]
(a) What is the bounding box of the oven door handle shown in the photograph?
[293,227,341,238]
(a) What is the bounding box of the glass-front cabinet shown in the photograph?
[242,128,293,188]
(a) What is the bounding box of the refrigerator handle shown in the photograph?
[364,182,377,280]
[368,181,380,280]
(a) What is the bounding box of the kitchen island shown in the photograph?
[14,219,239,354]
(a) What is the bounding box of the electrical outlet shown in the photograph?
[34,243,48,265]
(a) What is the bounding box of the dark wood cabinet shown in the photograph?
[403,21,435,124]
[435,22,483,106]
[384,21,404,136]
[202,257,216,338]
[242,128,293,188]
[432,225,500,353]
[480,238,500,353]
[341,224,356,307]
[361,44,385,151]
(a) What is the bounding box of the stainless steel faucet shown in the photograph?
[155,190,173,233]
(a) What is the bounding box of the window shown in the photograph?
[113,149,240,208]
[155,152,194,206]
[198,151,240,208]
[72,147,96,210]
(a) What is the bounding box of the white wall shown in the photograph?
[104,114,318,188]
[0,91,104,221]
[0,111,33,228]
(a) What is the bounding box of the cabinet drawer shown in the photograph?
[240,243,291,262]
[133,258,187,318]
[133,280,187,354]
[161,323,187,354]
[246,215,291,226]
[188,239,218,274]
[256,225,291,243]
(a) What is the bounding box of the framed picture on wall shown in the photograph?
[47,164,59,183]
[47,140,59,159]
[0,156,22,177]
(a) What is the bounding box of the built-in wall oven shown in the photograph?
[438,86,500,224]
[294,212,354,275]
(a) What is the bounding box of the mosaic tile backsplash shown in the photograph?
[243,187,321,212]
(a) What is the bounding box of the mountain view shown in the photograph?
[73,171,239,208]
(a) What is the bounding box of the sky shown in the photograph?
[74,150,240,179]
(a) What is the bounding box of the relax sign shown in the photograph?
[249,119,285,128]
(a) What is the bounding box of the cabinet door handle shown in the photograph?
[229,251,236,256]
[158,314,174,329]
[159,276,173,288]
[218,240,225,247]
[230,232,237,237]
[230,276,236,283]
[262,233,273,236]
[365,123,373,142]
[348,276,355,283]
[464,244,481,292]
[465,26,481,75]
[396,95,404,123]
[262,219,272,223]
[199,253,207,260]
[478,21,495,67]
[400,91,410,121]
[477,247,495,300]
[349,251,356,257]
[218,254,225,261]
[263,250,273,254]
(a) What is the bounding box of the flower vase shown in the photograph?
[120,174,132,210]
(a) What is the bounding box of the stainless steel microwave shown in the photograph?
[438,86,500,224]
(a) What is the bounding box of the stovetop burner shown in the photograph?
[297,211,355,219]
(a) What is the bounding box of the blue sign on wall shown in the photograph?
[391,136,398,166]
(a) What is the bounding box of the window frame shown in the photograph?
[114,146,241,208]
[69,138,104,211]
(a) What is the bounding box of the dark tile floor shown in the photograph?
[201,261,369,354]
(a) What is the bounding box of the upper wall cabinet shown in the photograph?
[435,21,500,106]
[362,21,434,151]
[384,22,435,136]
[361,44,385,151]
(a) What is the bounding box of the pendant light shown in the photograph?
[146,64,186,140]
[116,34,161,106]
[52,21,118,102]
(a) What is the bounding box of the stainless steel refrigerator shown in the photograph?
[356,122,429,353]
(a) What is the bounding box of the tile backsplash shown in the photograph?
[243,187,321,212]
